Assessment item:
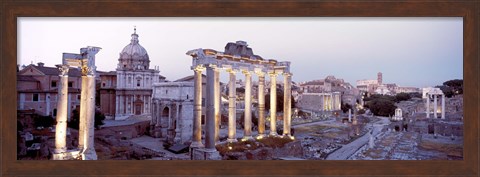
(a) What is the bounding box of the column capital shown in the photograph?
[205,64,219,70]
[193,65,205,72]
[81,65,96,76]
[255,70,265,77]
[242,70,252,75]
[268,72,278,77]
[56,64,70,76]
[226,68,237,74]
[283,72,292,77]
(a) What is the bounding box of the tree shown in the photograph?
[341,103,352,113]
[408,92,422,98]
[437,79,463,97]
[365,96,396,117]
[34,115,55,128]
[68,108,105,129]
[394,93,411,102]
[265,92,296,112]
[436,85,454,98]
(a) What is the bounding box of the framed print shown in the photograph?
[1,1,478,176]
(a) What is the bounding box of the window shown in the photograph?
[77,95,81,100]
[137,79,141,87]
[51,81,57,87]
[201,98,205,106]
[128,77,132,84]
[33,94,39,101]
[166,90,168,94]
[102,82,106,87]
[186,95,189,99]
[68,82,73,88]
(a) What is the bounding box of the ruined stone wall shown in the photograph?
[297,94,323,111]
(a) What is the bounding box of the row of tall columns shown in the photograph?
[425,93,445,119]
[320,94,341,111]
[322,94,332,111]
[54,64,97,159]
[54,46,100,160]
[192,64,293,150]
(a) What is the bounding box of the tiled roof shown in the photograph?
[98,71,117,76]
[174,74,206,82]
[32,65,82,77]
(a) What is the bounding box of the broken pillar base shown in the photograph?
[81,149,98,160]
[52,150,81,160]
[192,148,221,160]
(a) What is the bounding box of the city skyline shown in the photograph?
[18,17,463,88]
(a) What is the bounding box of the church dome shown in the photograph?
[118,27,150,70]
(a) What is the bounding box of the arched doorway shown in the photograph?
[134,96,144,115]
[162,107,169,117]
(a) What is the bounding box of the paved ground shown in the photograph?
[129,135,189,160]
[101,115,151,127]
[326,116,390,160]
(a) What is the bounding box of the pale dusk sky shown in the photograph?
[18,17,463,88]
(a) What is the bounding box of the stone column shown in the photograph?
[115,95,119,116]
[320,95,325,111]
[257,72,266,138]
[227,69,237,142]
[322,95,326,111]
[337,94,341,110]
[348,109,352,122]
[205,65,216,150]
[332,94,336,111]
[155,101,162,138]
[283,73,292,137]
[441,94,445,119]
[81,67,97,160]
[78,75,88,151]
[191,66,204,147]
[426,94,430,118]
[433,94,438,118]
[243,70,253,140]
[269,72,277,136]
[54,65,69,154]
[214,68,220,143]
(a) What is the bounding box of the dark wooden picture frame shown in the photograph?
[1,1,478,176]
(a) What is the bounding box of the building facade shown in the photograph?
[151,75,207,145]
[114,28,164,120]
[17,63,83,120]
